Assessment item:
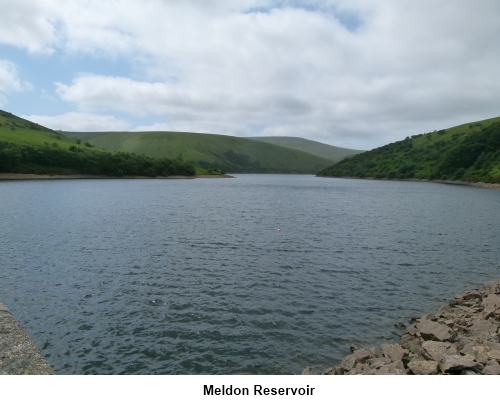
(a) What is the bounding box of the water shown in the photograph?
[0,175,499,374]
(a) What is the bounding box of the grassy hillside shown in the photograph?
[317,116,500,183]
[61,131,335,173]
[0,110,195,176]
[245,136,364,162]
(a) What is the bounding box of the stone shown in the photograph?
[421,341,457,362]
[379,361,406,375]
[467,319,497,333]
[482,294,500,308]
[352,348,373,363]
[340,354,356,371]
[323,366,342,375]
[487,350,500,361]
[436,305,453,318]
[483,280,500,295]
[302,366,316,375]
[367,358,389,369]
[405,326,418,336]
[381,344,404,362]
[440,355,481,373]
[367,347,383,359]
[408,360,439,375]
[418,320,452,341]
[482,364,500,375]
[460,369,477,375]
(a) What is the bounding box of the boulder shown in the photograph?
[340,354,357,371]
[323,366,342,375]
[482,364,500,375]
[487,350,500,361]
[352,348,373,363]
[483,280,500,295]
[378,361,406,375]
[482,294,500,309]
[408,360,439,375]
[418,320,452,341]
[381,344,405,362]
[421,341,457,362]
[440,355,481,373]
[302,366,316,375]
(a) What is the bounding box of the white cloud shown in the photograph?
[0,60,33,106]
[2,1,500,147]
[22,112,131,132]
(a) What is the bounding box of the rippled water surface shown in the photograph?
[1,175,499,374]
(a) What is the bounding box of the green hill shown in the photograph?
[245,136,364,162]
[61,131,335,174]
[317,116,500,183]
[0,110,195,177]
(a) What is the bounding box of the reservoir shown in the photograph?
[0,174,499,374]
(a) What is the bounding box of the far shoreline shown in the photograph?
[0,173,234,181]
[316,175,500,191]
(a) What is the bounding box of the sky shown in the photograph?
[0,0,499,150]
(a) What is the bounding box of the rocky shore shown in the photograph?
[303,279,500,375]
[0,301,54,375]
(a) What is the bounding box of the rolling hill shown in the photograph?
[0,110,195,177]
[317,116,500,183]
[61,131,335,174]
[245,136,364,162]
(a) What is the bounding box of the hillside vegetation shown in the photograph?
[245,136,364,162]
[318,117,500,183]
[0,110,195,177]
[61,131,335,174]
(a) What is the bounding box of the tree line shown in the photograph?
[0,141,196,177]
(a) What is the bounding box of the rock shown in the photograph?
[349,344,359,353]
[379,361,406,375]
[367,358,389,369]
[460,369,477,375]
[340,354,357,371]
[408,360,439,375]
[435,305,453,318]
[440,355,481,373]
[367,347,383,359]
[302,366,316,375]
[418,320,452,341]
[482,364,500,375]
[352,348,372,363]
[421,341,457,362]
[483,280,500,295]
[405,326,418,336]
[487,350,500,361]
[467,319,497,333]
[482,294,500,308]
[323,366,342,375]
[382,344,404,362]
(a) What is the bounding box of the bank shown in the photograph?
[0,301,54,375]
[303,279,500,375]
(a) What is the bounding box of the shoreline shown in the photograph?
[0,301,55,375]
[0,173,234,180]
[303,279,500,375]
[316,175,500,191]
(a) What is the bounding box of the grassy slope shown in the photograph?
[62,131,335,173]
[317,116,500,183]
[0,110,78,148]
[245,136,364,162]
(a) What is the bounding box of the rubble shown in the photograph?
[303,279,500,375]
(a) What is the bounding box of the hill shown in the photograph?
[61,131,335,174]
[0,110,195,177]
[317,117,500,183]
[245,136,364,162]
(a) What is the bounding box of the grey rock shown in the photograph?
[367,347,383,359]
[418,320,452,341]
[323,366,342,375]
[487,350,500,361]
[421,341,457,362]
[340,354,356,371]
[368,358,390,369]
[352,348,373,363]
[482,364,500,375]
[483,280,500,295]
[381,344,404,362]
[460,369,478,375]
[467,319,497,333]
[482,294,500,308]
[440,355,481,373]
[302,366,316,375]
[436,305,453,318]
[408,360,439,375]
[379,361,406,375]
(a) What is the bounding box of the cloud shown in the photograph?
[22,112,131,132]
[2,1,500,148]
[0,60,33,106]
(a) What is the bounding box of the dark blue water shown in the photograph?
[0,175,499,374]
